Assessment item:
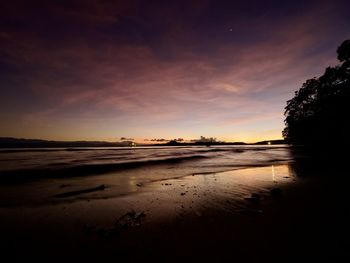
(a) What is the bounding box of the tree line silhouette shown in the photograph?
[283,40,350,146]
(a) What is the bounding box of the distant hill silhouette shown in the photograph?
[0,137,125,148]
[283,40,350,146]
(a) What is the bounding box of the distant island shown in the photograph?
[0,137,132,148]
[0,137,285,148]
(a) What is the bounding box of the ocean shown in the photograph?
[0,145,295,206]
[0,145,292,179]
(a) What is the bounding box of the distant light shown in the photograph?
[267,141,271,145]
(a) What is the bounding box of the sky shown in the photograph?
[0,0,349,142]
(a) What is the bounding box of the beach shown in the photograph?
[0,146,348,261]
[2,1,349,261]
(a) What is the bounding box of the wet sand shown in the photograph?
[0,162,348,262]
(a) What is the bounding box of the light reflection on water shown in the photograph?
[272,165,276,182]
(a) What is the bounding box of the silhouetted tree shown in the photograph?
[283,40,350,145]
[337,39,350,62]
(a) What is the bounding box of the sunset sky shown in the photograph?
[1,0,349,142]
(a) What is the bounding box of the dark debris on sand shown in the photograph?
[84,211,147,239]
[116,211,146,228]
[244,193,261,204]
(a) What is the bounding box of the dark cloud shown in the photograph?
[120,137,134,141]
[150,139,168,142]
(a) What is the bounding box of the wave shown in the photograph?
[0,154,209,184]
[0,149,67,153]
[0,146,197,153]
[0,145,289,154]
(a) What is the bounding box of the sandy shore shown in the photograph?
[0,162,348,262]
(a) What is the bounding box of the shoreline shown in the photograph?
[0,158,348,261]
[0,145,291,184]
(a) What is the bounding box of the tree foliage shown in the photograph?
[283,40,350,145]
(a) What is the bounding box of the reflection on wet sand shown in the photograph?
[1,158,347,261]
[0,164,298,226]
[131,164,297,217]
